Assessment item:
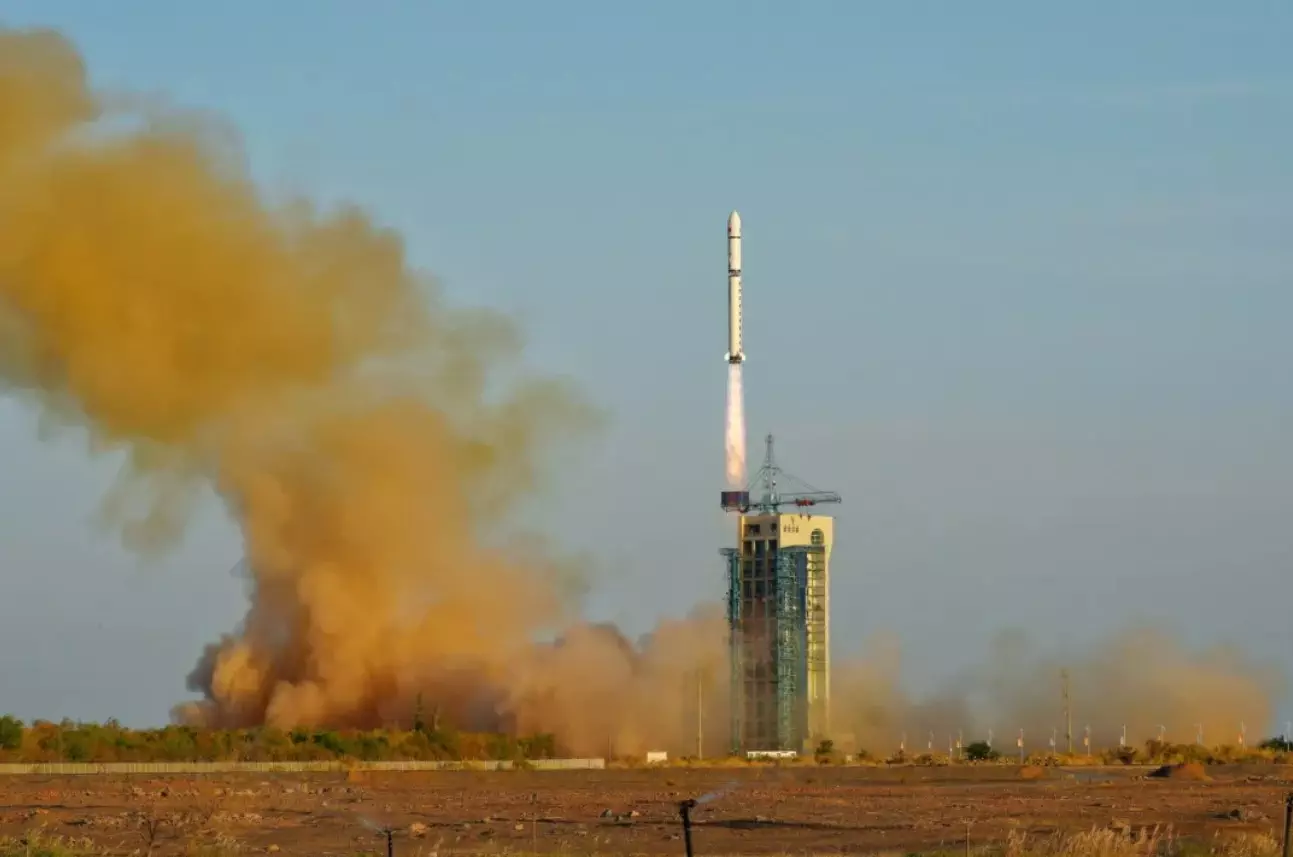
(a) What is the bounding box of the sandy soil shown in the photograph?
[1,765,1290,856]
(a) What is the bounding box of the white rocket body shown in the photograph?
[726,211,744,364]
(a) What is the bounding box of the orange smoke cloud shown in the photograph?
[0,25,725,757]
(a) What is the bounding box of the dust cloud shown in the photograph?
[832,627,1284,754]
[0,25,724,757]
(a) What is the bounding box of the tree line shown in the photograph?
[886,736,1292,765]
[0,715,557,763]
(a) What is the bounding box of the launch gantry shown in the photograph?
[722,435,840,754]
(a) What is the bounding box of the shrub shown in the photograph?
[0,715,23,751]
[1110,744,1138,765]
[963,740,999,762]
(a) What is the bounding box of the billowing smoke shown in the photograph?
[725,363,746,489]
[832,627,1284,753]
[0,26,725,757]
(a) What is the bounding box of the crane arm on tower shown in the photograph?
[720,434,841,513]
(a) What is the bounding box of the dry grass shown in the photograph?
[991,826,1283,857]
[0,828,247,857]
[0,824,1285,857]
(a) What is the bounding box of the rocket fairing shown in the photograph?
[726,210,744,364]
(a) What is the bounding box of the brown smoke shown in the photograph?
[0,25,725,756]
[832,627,1284,753]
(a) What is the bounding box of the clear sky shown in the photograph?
[1,2,1290,731]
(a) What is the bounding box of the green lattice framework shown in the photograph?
[725,542,814,753]
[722,547,742,755]
[775,546,809,751]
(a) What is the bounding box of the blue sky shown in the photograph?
[0,1,1290,731]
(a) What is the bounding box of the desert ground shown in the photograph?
[1,765,1291,856]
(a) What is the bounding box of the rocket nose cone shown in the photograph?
[728,211,741,234]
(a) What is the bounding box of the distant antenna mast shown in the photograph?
[1061,669,1072,755]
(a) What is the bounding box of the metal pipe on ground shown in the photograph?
[679,798,696,857]
[1282,793,1292,857]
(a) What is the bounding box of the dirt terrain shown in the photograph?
[1,765,1290,856]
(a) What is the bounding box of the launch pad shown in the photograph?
[722,435,840,754]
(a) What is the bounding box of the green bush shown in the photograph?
[963,740,999,762]
[0,715,23,751]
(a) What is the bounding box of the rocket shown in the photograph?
[725,211,744,364]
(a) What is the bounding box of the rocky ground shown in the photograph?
[1,765,1290,855]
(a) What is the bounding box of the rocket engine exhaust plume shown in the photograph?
[0,26,729,755]
[724,363,746,489]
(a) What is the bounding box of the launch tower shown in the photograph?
[721,435,840,753]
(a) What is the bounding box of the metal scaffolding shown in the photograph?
[722,547,742,756]
[804,538,828,739]
[775,546,808,750]
[724,541,817,753]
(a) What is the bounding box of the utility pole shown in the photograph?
[1061,669,1072,754]
[699,671,706,759]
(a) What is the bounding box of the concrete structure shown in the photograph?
[723,436,839,754]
